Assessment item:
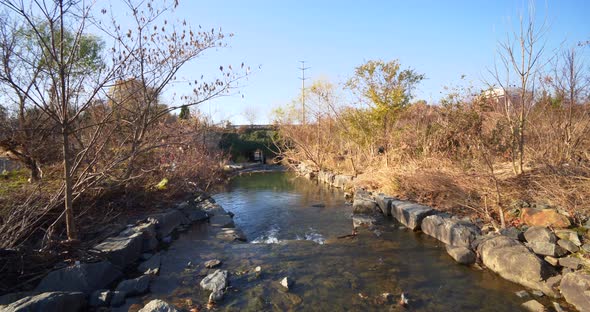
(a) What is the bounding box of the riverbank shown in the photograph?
[294,163,590,312]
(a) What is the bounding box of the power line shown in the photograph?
[298,61,310,124]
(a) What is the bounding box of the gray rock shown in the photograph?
[524,226,557,244]
[177,201,209,222]
[149,209,190,239]
[199,200,227,216]
[555,229,582,246]
[93,230,144,268]
[352,214,377,229]
[35,261,122,295]
[529,241,568,257]
[138,299,178,312]
[89,290,112,307]
[558,257,582,270]
[500,227,524,241]
[138,253,161,275]
[515,290,529,298]
[521,299,545,312]
[280,277,293,290]
[560,272,590,312]
[200,270,228,292]
[1,292,86,312]
[373,194,394,216]
[317,171,335,184]
[557,239,579,253]
[216,228,247,242]
[129,221,158,252]
[333,175,354,190]
[421,214,481,247]
[208,289,225,304]
[390,200,437,230]
[204,259,222,269]
[115,275,151,297]
[582,244,590,253]
[209,214,235,228]
[445,245,476,265]
[109,291,125,307]
[477,236,558,297]
[544,256,559,267]
[352,198,379,214]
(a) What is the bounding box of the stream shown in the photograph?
[119,172,534,311]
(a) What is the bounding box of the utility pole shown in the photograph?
[298,61,310,124]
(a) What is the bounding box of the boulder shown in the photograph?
[477,235,558,297]
[216,228,247,242]
[209,214,235,228]
[177,201,209,222]
[149,209,189,239]
[2,292,86,312]
[138,299,178,312]
[89,290,112,307]
[35,261,122,294]
[524,226,557,244]
[560,272,590,312]
[352,198,379,214]
[115,275,151,297]
[200,270,228,292]
[521,299,546,312]
[521,208,571,228]
[529,241,568,257]
[122,221,158,253]
[557,239,579,253]
[445,245,476,265]
[317,171,335,185]
[333,175,354,190]
[138,253,161,275]
[208,289,225,304]
[421,214,480,247]
[93,231,144,269]
[500,227,525,241]
[555,230,582,246]
[390,200,437,230]
[373,194,394,216]
[558,257,582,270]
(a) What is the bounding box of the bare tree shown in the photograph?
[489,4,548,175]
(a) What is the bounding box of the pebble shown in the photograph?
[515,290,529,298]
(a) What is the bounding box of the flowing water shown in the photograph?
[122,172,541,311]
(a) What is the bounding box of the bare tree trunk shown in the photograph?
[62,126,77,240]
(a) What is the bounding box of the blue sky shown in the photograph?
[112,0,589,124]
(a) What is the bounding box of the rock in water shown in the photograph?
[208,289,225,304]
[115,275,151,297]
[200,270,228,292]
[477,235,558,297]
[204,259,222,269]
[280,277,293,290]
[138,299,178,312]
[445,244,476,265]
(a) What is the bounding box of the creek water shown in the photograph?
[124,172,536,311]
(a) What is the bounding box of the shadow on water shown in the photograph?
[129,172,534,311]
